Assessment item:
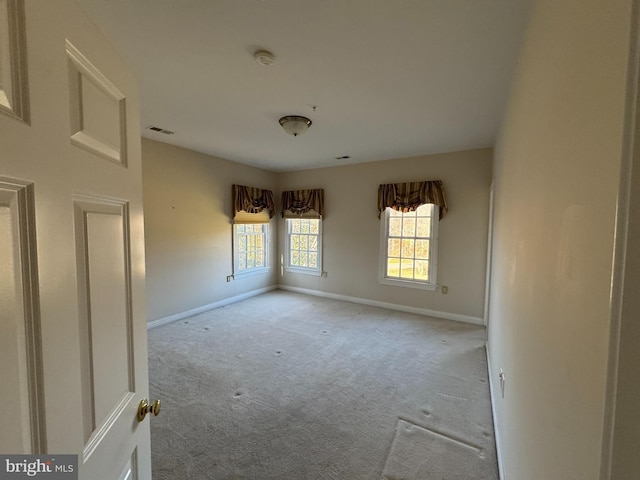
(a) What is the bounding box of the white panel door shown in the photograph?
[0,1,152,478]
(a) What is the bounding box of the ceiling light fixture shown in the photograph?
[279,116,312,136]
[254,49,275,66]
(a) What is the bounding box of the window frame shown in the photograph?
[378,204,439,291]
[233,222,270,278]
[284,217,323,276]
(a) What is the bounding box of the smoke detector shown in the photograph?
[254,50,275,66]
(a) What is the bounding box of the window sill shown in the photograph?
[234,267,270,279]
[379,277,438,291]
[285,266,323,277]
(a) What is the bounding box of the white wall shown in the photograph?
[487,0,633,479]
[277,149,492,321]
[142,139,278,322]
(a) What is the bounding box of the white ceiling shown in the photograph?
[77,0,532,172]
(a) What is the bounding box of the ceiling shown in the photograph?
[77,0,532,172]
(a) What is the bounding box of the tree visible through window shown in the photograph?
[381,203,438,287]
[286,218,322,274]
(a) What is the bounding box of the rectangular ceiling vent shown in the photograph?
[147,125,174,135]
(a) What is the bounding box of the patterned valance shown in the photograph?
[281,189,324,219]
[232,184,275,223]
[377,180,448,220]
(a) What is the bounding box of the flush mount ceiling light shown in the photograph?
[254,49,275,66]
[279,116,312,136]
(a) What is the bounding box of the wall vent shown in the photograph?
[147,126,174,135]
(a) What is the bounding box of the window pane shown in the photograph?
[239,236,247,251]
[247,251,255,268]
[387,258,400,277]
[309,253,318,268]
[415,260,429,280]
[310,220,319,233]
[388,238,400,257]
[300,251,308,267]
[292,235,300,250]
[416,218,431,237]
[291,250,299,266]
[415,239,430,260]
[236,224,245,233]
[400,259,414,279]
[389,218,402,236]
[309,236,318,252]
[402,217,416,237]
[401,239,415,258]
[416,204,433,216]
[292,220,300,233]
[256,236,263,249]
[239,253,246,270]
[301,221,310,233]
[256,251,264,267]
[300,235,309,251]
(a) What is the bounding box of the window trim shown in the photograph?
[378,205,439,291]
[284,217,323,277]
[233,223,270,278]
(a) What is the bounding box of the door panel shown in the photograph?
[0,179,44,455]
[66,39,127,166]
[74,198,135,445]
[1,1,151,478]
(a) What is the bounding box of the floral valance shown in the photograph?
[232,184,275,223]
[377,180,448,220]
[281,189,324,219]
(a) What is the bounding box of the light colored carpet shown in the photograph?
[148,290,497,479]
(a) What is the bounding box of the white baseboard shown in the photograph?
[276,285,484,326]
[485,343,505,480]
[147,286,277,329]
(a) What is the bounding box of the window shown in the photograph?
[234,223,269,277]
[380,203,439,290]
[285,218,322,275]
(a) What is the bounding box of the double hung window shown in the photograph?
[285,218,322,275]
[234,223,269,276]
[231,184,274,278]
[380,203,439,289]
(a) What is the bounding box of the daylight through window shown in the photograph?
[234,223,268,275]
[381,203,438,288]
[286,218,322,275]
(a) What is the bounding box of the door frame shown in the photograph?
[600,0,640,477]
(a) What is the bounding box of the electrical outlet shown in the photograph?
[441,285,448,294]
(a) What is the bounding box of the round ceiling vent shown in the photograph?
[254,50,275,66]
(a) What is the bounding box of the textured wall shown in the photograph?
[487,0,633,478]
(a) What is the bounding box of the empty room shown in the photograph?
[1,1,639,479]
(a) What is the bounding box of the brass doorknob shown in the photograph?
[137,398,161,422]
